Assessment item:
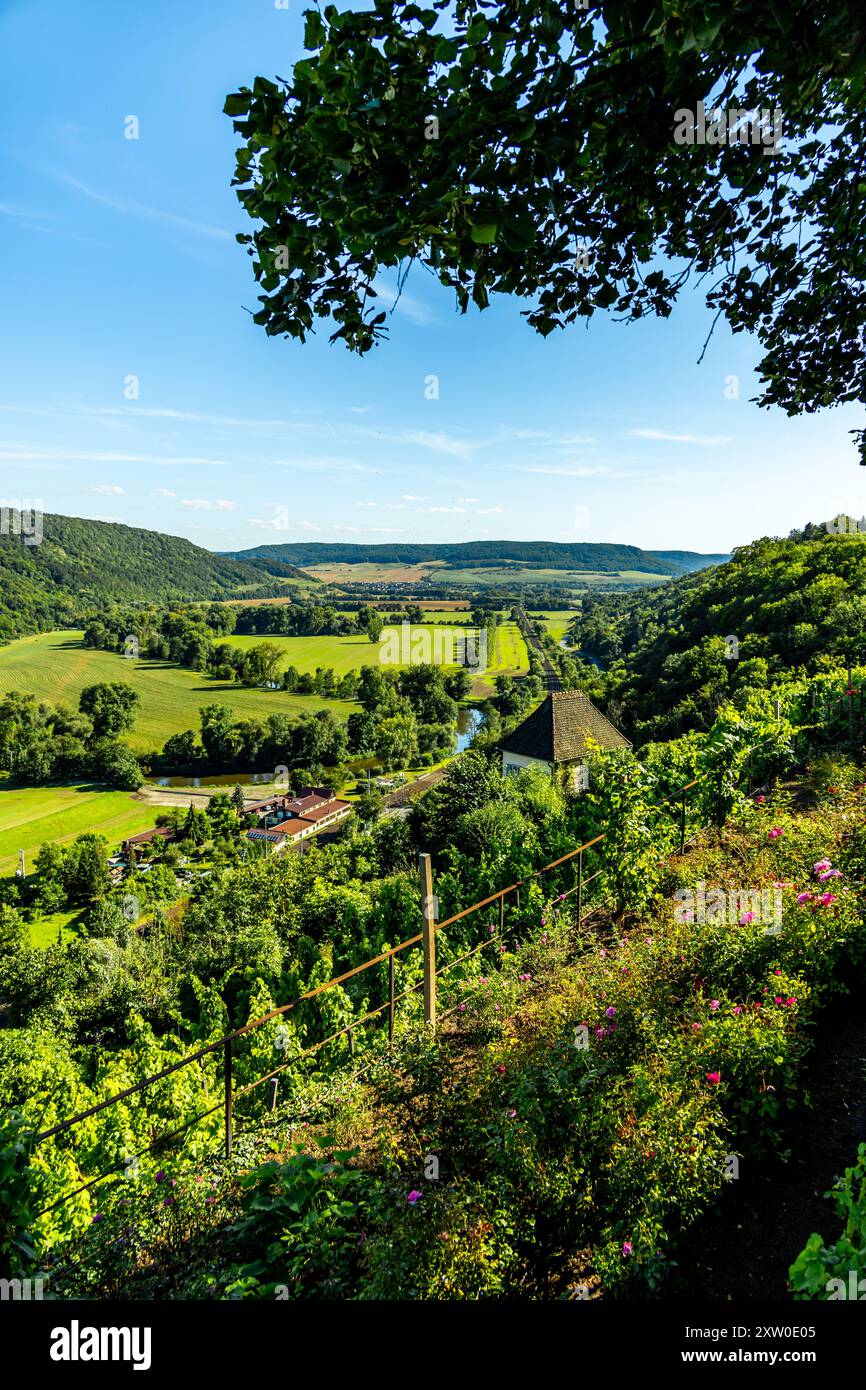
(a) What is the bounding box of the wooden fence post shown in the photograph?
[419,852,437,1028]
[499,891,505,936]
[224,1038,233,1159]
[388,953,395,1048]
[679,793,687,854]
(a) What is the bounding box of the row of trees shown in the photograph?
[83,599,391,669]
[0,686,143,788]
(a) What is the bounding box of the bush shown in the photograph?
[790,1144,866,1300]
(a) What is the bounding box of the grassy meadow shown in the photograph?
[0,632,358,752]
[0,778,158,877]
[534,610,578,643]
[222,619,528,693]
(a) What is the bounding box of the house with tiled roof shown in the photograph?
[245,785,352,853]
[500,690,630,789]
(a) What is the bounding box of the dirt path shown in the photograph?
[131,786,269,810]
[667,995,866,1299]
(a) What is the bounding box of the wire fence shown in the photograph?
[25,774,703,1221]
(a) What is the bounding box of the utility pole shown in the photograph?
[17,849,25,880]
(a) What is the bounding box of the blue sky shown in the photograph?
[1,0,862,555]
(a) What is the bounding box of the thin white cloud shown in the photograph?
[477,506,504,514]
[457,496,480,503]
[513,464,614,478]
[248,516,291,531]
[154,488,176,498]
[181,498,238,511]
[0,201,55,220]
[53,172,233,242]
[78,404,302,429]
[91,484,126,496]
[270,454,367,472]
[353,426,473,459]
[630,428,732,446]
[417,505,467,514]
[497,428,596,447]
[0,445,229,467]
[371,277,437,325]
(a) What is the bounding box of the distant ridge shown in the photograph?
[648,549,731,573]
[226,539,725,575]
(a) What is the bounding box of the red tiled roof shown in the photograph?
[125,826,175,845]
[292,799,351,823]
[285,794,329,816]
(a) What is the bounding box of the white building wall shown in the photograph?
[501,751,552,778]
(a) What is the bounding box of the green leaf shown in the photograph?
[304,11,326,50]
[223,93,250,117]
[470,221,498,245]
[594,281,618,308]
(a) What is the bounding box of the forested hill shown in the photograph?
[0,513,308,642]
[576,529,866,741]
[647,549,731,573]
[227,539,726,574]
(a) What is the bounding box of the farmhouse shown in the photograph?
[245,785,352,853]
[122,825,176,861]
[500,690,630,787]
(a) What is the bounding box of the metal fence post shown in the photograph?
[224,1038,233,1159]
[576,846,583,925]
[419,852,437,1028]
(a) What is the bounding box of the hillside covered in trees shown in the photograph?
[0,514,310,642]
[228,539,727,574]
[576,527,866,741]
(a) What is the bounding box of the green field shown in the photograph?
[469,620,529,694]
[439,566,672,588]
[0,779,158,877]
[0,632,358,752]
[223,624,469,677]
[296,559,672,591]
[532,610,578,643]
[0,622,527,757]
